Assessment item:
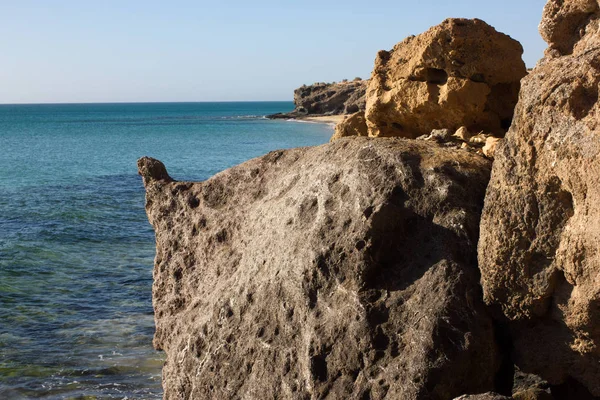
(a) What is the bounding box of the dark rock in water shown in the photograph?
[267,80,368,119]
[478,0,600,396]
[266,106,309,120]
[139,138,498,399]
[265,112,297,119]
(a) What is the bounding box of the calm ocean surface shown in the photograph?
[0,102,332,399]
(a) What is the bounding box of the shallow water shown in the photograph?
[0,102,331,398]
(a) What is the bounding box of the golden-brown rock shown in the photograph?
[539,0,600,56]
[365,18,527,139]
[139,138,499,399]
[453,126,474,142]
[478,0,600,395]
[482,137,502,159]
[330,111,368,141]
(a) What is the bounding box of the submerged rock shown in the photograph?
[139,138,497,399]
[365,18,527,139]
[478,0,600,395]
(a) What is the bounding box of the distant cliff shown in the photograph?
[267,79,367,119]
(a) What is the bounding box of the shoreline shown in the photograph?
[285,115,347,128]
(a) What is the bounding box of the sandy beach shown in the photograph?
[296,115,347,126]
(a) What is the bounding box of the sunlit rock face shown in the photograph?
[478,0,600,395]
[365,18,527,139]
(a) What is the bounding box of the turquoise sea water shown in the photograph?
[0,102,332,399]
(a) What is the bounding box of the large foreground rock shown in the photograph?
[478,0,600,395]
[139,138,498,399]
[365,18,527,139]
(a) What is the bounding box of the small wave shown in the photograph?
[285,118,322,124]
[281,118,336,129]
[216,115,263,120]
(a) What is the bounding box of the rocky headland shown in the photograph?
[139,1,600,398]
[266,79,368,120]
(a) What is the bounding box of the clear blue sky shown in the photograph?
[0,0,547,104]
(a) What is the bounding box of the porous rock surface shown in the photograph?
[365,18,527,139]
[539,0,600,56]
[453,394,512,400]
[478,0,600,395]
[139,138,498,399]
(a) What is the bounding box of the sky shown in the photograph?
[0,0,548,104]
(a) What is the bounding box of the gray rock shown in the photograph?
[139,137,498,399]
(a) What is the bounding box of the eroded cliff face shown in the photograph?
[364,18,527,139]
[268,80,368,119]
[478,0,600,395]
[139,138,498,400]
[295,80,368,115]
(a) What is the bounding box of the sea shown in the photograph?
[0,102,332,399]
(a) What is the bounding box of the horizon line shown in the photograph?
[0,100,294,106]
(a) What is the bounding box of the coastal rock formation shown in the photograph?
[268,79,368,119]
[478,0,600,395]
[295,79,367,115]
[539,0,600,56]
[139,138,498,399]
[365,18,527,139]
[330,111,368,141]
